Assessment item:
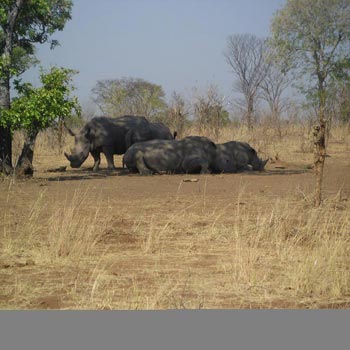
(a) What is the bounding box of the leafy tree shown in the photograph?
[92,77,168,121]
[3,66,80,175]
[0,0,73,174]
[270,0,350,206]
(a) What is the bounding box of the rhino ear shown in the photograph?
[261,158,269,168]
[64,123,75,137]
[84,126,91,138]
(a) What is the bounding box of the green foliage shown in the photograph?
[92,77,168,120]
[0,66,81,131]
[0,0,73,79]
[270,0,350,96]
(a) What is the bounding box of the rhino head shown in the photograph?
[251,157,269,171]
[64,126,90,168]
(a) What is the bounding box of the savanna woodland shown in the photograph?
[0,0,349,309]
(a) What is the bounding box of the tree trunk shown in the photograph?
[272,105,282,139]
[313,125,326,207]
[15,128,39,177]
[0,78,13,175]
[313,81,327,207]
[246,97,254,131]
[0,125,13,175]
[0,0,24,175]
[313,122,326,206]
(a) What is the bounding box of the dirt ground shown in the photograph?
[0,137,349,309]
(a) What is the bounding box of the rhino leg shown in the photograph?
[103,146,116,170]
[182,157,209,174]
[91,150,101,172]
[137,162,153,175]
[132,151,151,175]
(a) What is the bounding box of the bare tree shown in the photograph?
[260,61,291,138]
[224,34,270,130]
[166,92,189,138]
[192,84,229,141]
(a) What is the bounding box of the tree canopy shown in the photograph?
[0,0,73,80]
[2,66,80,131]
[270,0,350,94]
[92,77,168,121]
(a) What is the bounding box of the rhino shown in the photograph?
[150,122,177,140]
[64,116,169,171]
[125,121,175,149]
[123,136,217,175]
[212,141,268,173]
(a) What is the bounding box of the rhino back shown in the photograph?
[125,139,183,173]
[149,122,173,140]
[212,144,237,173]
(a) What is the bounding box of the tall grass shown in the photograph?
[1,122,349,309]
[45,191,106,260]
[2,187,107,263]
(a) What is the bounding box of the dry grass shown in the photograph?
[0,123,349,309]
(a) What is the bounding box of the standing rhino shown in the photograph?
[212,141,268,173]
[64,116,166,171]
[150,122,176,140]
[123,136,216,175]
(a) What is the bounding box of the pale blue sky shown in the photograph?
[23,0,286,107]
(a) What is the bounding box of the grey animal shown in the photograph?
[212,141,268,173]
[125,121,175,149]
[150,122,176,140]
[123,136,217,175]
[64,116,162,171]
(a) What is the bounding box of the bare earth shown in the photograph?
[0,138,349,309]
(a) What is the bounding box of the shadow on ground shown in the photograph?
[43,167,131,182]
[41,166,311,182]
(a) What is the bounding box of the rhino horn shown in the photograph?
[64,152,71,161]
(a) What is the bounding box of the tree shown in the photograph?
[270,0,350,206]
[92,77,168,121]
[326,72,350,126]
[165,91,189,138]
[0,0,73,174]
[224,33,270,130]
[2,66,80,175]
[193,84,229,141]
[260,58,291,138]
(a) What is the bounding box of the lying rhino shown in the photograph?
[212,141,268,173]
[123,136,216,175]
[64,116,172,171]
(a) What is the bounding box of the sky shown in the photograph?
[23,0,286,109]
